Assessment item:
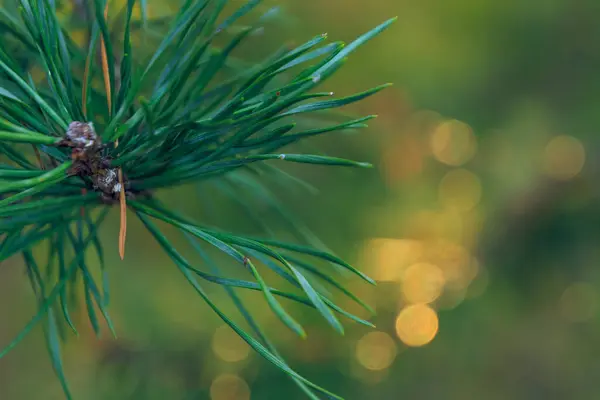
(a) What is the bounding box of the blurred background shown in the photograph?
[3,0,600,399]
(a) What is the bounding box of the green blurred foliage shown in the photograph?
[3,0,600,399]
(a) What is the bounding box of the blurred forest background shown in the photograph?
[2,0,600,399]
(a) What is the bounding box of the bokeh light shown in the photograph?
[438,169,482,212]
[425,241,477,291]
[361,238,424,282]
[210,374,251,400]
[395,304,439,347]
[543,135,585,181]
[355,331,398,371]
[558,282,598,323]
[212,325,251,363]
[402,262,446,304]
[430,120,477,166]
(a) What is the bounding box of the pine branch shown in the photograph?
[0,1,395,398]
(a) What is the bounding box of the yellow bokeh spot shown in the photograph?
[355,331,397,371]
[559,282,597,323]
[212,325,251,363]
[402,263,445,304]
[431,120,477,166]
[210,374,250,400]
[439,169,482,212]
[424,240,477,290]
[361,238,424,282]
[543,135,585,181]
[395,304,439,347]
[454,256,481,291]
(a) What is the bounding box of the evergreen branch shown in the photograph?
[0,2,395,398]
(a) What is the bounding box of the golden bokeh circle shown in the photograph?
[430,120,477,166]
[212,325,251,363]
[355,331,397,371]
[210,374,251,400]
[402,263,446,304]
[543,135,585,181]
[425,240,476,290]
[361,238,424,282]
[395,304,439,347]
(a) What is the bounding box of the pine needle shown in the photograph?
[82,50,92,118]
[100,2,111,115]
[99,2,126,259]
[117,165,126,260]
